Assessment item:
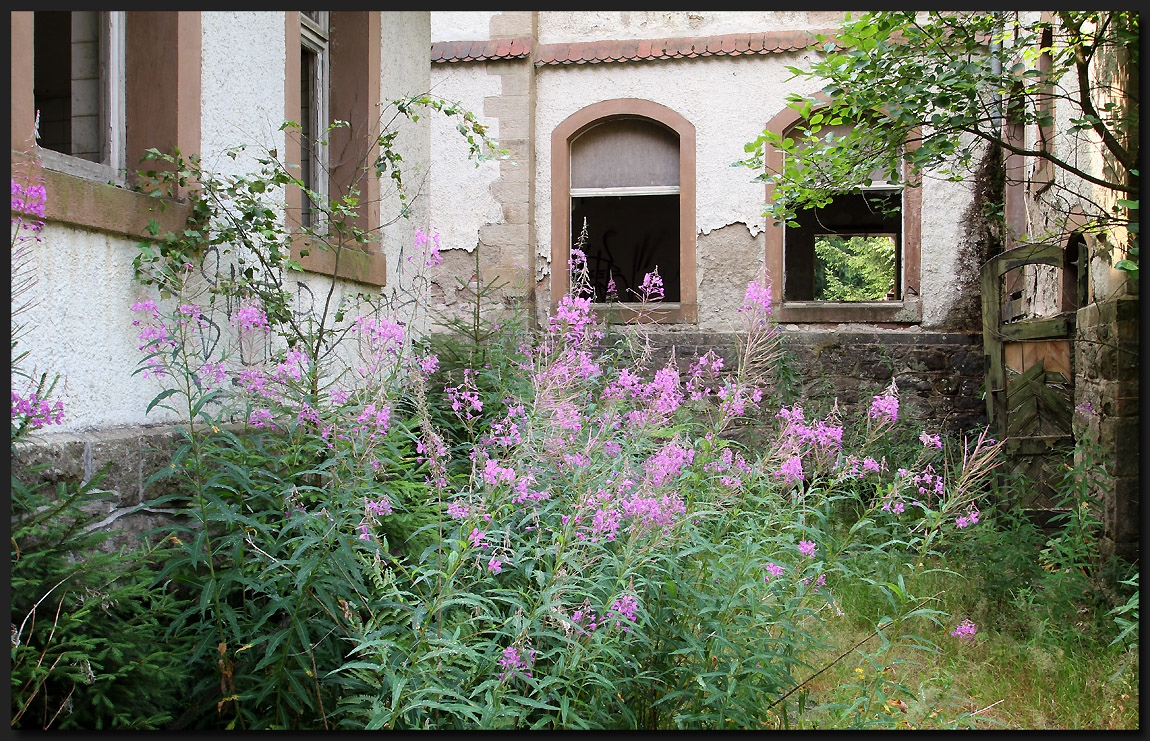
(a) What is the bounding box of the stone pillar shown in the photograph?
[481,11,536,322]
[1074,295,1139,560]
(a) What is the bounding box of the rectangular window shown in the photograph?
[33,11,125,183]
[785,189,902,302]
[299,11,329,229]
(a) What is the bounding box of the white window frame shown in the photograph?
[38,11,126,186]
[299,11,330,228]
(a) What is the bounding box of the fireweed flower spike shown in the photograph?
[798,540,816,557]
[869,379,899,423]
[950,619,976,639]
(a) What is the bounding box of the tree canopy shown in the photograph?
[740,11,1139,274]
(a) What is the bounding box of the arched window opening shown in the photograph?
[571,118,680,302]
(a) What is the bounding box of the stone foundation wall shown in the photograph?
[638,328,987,432]
[1074,296,1139,560]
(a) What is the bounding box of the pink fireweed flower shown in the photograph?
[413,228,443,266]
[11,390,65,430]
[232,303,269,332]
[357,524,371,541]
[487,556,503,574]
[869,392,899,423]
[633,267,665,303]
[739,280,773,319]
[862,456,882,474]
[606,274,619,302]
[606,594,640,632]
[919,432,943,450]
[950,619,977,639]
[198,361,228,390]
[11,179,47,223]
[248,408,275,428]
[798,540,816,557]
[764,562,785,582]
[366,498,394,518]
[352,315,405,357]
[774,455,804,483]
[955,505,981,529]
[417,352,439,377]
[643,443,695,487]
[446,499,472,520]
[468,528,487,549]
[498,644,535,680]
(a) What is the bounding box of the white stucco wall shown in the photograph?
[14,224,178,432]
[200,12,287,176]
[427,64,503,256]
[431,11,497,42]
[537,10,852,44]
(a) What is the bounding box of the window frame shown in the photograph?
[763,104,923,324]
[551,98,697,324]
[285,11,387,287]
[298,11,329,229]
[34,11,127,187]
[11,11,199,237]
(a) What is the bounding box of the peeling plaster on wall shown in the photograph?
[695,223,766,331]
[427,64,504,257]
[431,11,498,42]
[919,172,976,328]
[537,11,848,44]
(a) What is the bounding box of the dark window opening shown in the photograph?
[784,191,902,301]
[569,117,679,304]
[34,11,103,162]
[572,194,680,303]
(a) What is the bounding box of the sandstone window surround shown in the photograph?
[763,105,923,324]
[551,98,697,324]
[285,11,387,287]
[11,11,199,238]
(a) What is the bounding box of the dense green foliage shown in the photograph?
[740,11,1138,275]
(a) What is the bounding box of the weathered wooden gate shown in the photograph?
[981,242,1081,511]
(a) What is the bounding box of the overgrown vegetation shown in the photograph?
[12,75,1137,730]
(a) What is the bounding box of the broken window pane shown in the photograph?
[784,190,902,302]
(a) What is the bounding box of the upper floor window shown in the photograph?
[551,99,697,323]
[33,11,126,184]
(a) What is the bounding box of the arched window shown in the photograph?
[762,106,923,323]
[551,99,696,322]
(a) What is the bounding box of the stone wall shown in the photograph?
[1074,296,1139,560]
[632,328,987,432]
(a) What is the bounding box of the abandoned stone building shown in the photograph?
[9,11,1138,557]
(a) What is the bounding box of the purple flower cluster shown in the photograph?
[633,268,665,303]
[797,540,817,557]
[11,390,64,430]
[869,391,899,423]
[955,505,980,529]
[498,643,535,680]
[232,303,270,333]
[950,619,976,639]
[11,178,47,228]
[763,562,786,583]
[919,432,943,450]
[606,594,640,632]
[412,228,443,267]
